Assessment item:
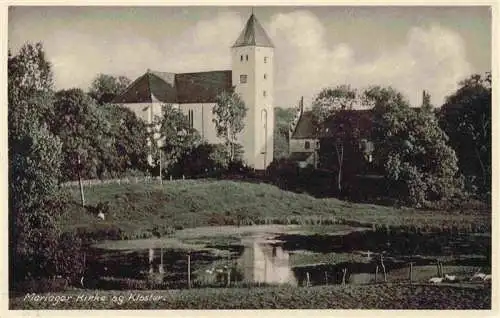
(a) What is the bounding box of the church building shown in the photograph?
[113,14,275,170]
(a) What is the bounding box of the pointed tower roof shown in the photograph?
[232,14,274,48]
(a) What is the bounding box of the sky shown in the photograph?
[8,5,492,108]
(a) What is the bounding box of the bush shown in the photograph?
[53,231,85,282]
[168,143,227,178]
[12,277,69,294]
[74,223,123,243]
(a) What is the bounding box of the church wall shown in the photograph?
[178,103,222,145]
[254,47,274,170]
[232,46,257,167]
[232,46,275,170]
[120,102,167,125]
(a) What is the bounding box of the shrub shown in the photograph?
[53,231,85,282]
[13,277,69,294]
[74,223,123,243]
[168,142,227,178]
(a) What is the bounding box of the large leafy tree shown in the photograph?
[311,85,365,192]
[213,90,247,161]
[274,107,296,160]
[8,42,67,283]
[51,88,113,181]
[8,43,54,132]
[89,73,131,105]
[101,104,150,175]
[154,104,201,173]
[365,86,461,206]
[439,73,491,196]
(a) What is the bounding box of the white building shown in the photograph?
[113,14,275,170]
[238,240,297,286]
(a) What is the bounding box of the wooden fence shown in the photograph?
[61,176,166,188]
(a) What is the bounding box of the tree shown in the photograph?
[9,116,65,282]
[274,107,296,160]
[311,85,364,192]
[439,73,491,196]
[213,90,247,162]
[421,90,433,113]
[155,104,201,174]
[51,88,112,180]
[89,73,131,105]
[365,86,461,206]
[8,42,68,283]
[101,104,150,175]
[8,43,55,132]
[171,142,229,178]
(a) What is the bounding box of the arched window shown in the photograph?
[261,109,268,167]
[188,110,194,128]
[305,141,311,150]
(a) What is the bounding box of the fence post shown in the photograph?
[324,271,328,285]
[149,248,154,274]
[78,175,85,207]
[342,268,347,286]
[381,255,387,282]
[159,247,164,274]
[306,272,311,287]
[409,262,413,285]
[375,265,379,283]
[187,252,191,289]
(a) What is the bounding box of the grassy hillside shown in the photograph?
[60,180,490,239]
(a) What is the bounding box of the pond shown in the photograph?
[85,225,491,289]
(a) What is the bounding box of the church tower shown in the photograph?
[231,13,275,170]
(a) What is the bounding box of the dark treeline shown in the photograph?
[271,75,491,208]
[7,42,246,289]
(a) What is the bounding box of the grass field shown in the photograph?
[60,180,491,240]
[11,283,491,309]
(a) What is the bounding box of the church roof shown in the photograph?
[291,111,317,139]
[112,70,232,104]
[291,109,374,139]
[232,14,274,48]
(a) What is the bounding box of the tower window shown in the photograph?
[240,55,243,62]
[264,73,267,79]
[264,57,268,63]
[188,110,194,128]
[263,90,267,97]
[305,141,311,150]
[246,55,248,61]
[240,74,247,84]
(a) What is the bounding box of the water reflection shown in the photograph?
[238,239,297,286]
